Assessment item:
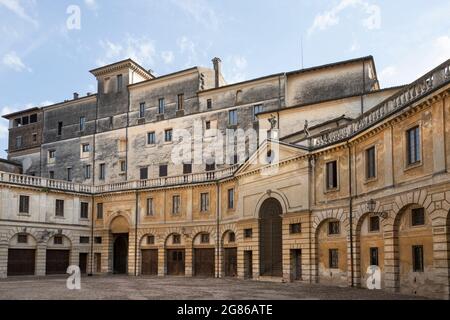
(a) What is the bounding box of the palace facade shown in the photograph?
[1,55,450,299]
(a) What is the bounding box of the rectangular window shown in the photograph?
[227,188,235,209]
[147,131,156,144]
[172,195,181,215]
[183,163,192,174]
[407,126,421,165]
[67,168,72,182]
[290,223,301,234]
[57,121,63,136]
[228,109,237,126]
[329,249,339,268]
[412,245,424,272]
[206,163,215,171]
[165,129,173,142]
[55,199,64,217]
[49,171,55,179]
[370,247,379,266]
[147,235,155,245]
[84,165,91,179]
[173,234,181,244]
[200,193,209,212]
[94,237,102,244]
[326,161,338,190]
[30,114,37,123]
[120,160,126,173]
[22,116,29,125]
[15,136,22,148]
[116,74,123,92]
[146,198,154,216]
[244,228,253,239]
[99,163,106,180]
[18,234,28,244]
[97,203,103,219]
[139,102,145,118]
[207,99,212,109]
[253,104,263,121]
[140,167,148,180]
[201,233,209,243]
[109,116,113,128]
[366,146,376,179]
[177,94,184,110]
[80,236,89,244]
[80,116,86,131]
[158,98,165,114]
[19,195,29,214]
[159,164,168,177]
[54,235,63,245]
[369,216,380,232]
[205,121,211,130]
[32,133,37,142]
[328,221,340,235]
[411,207,425,226]
[229,232,235,242]
[82,143,90,153]
[80,202,89,219]
[49,150,56,159]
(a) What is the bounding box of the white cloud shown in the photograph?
[84,0,98,10]
[308,0,380,36]
[0,0,38,26]
[2,51,31,72]
[161,51,174,64]
[97,36,157,67]
[177,36,198,67]
[223,55,248,84]
[170,0,219,30]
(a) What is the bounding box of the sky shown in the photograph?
[0,0,449,158]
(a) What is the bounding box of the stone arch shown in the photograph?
[106,212,132,232]
[6,227,45,244]
[137,228,160,247]
[253,190,288,218]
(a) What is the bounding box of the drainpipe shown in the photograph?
[216,181,220,278]
[88,193,94,276]
[347,142,354,287]
[134,190,139,276]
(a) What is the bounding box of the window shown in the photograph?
[205,121,211,130]
[146,198,154,216]
[84,165,91,179]
[116,74,123,92]
[177,94,184,110]
[183,163,192,174]
[22,116,29,125]
[159,164,168,177]
[200,193,209,212]
[328,221,340,235]
[411,207,425,226]
[99,163,106,180]
[244,228,252,239]
[158,98,165,114]
[80,236,89,244]
[173,234,181,244]
[82,144,90,152]
[412,245,424,272]
[227,188,235,209]
[80,202,89,219]
[57,121,63,136]
[290,223,301,234]
[14,118,21,127]
[326,161,338,190]
[139,102,145,118]
[228,109,237,125]
[54,235,63,245]
[366,146,376,179]
[120,160,126,173]
[201,233,209,243]
[32,133,37,142]
[94,237,102,244]
[80,116,86,131]
[49,171,55,179]
[253,104,263,121]
[30,114,37,123]
[172,195,181,215]
[329,249,339,268]
[67,168,72,181]
[19,195,29,214]
[165,129,173,142]
[49,150,56,159]
[206,163,215,171]
[140,167,148,180]
[97,203,103,219]
[147,235,155,245]
[407,126,421,165]
[147,132,155,144]
[55,199,64,217]
[228,232,236,242]
[109,116,113,128]
[369,216,380,232]
[18,234,28,244]
[15,136,22,148]
[370,247,379,266]
[207,99,212,109]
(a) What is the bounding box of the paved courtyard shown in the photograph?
[0,276,428,300]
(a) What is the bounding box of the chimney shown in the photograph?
[212,57,221,88]
[73,92,79,100]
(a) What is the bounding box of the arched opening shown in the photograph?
[46,234,71,275]
[193,232,215,277]
[110,215,129,274]
[165,233,185,276]
[259,198,283,277]
[140,234,158,276]
[222,230,237,277]
[7,233,37,276]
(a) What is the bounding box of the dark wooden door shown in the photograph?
[194,248,215,277]
[113,234,128,274]
[259,198,283,277]
[141,249,158,275]
[167,249,185,275]
[46,250,70,275]
[291,249,302,280]
[79,253,88,274]
[7,249,35,276]
[95,253,101,273]
[244,250,253,279]
[224,248,237,277]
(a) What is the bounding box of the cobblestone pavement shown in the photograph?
[0,276,427,300]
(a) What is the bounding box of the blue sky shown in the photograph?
[0,0,449,158]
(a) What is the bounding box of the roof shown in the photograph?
[89,58,155,79]
[0,158,21,166]
[2,107,41,119]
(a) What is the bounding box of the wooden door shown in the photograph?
[46,250,70,275]
[7,249,35,276]
[244,250,253,279]
[79,253,88,274]
[166,249,185,275]
[194,248,215,277]
[141,249,158,275]
[224,248,237,277]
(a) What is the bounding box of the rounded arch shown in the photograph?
[221,229,237,246]
[109,215,130,234]
[254,191,288,218]
[164,232,184,247]
[47,234,72,248]
[8,232,38,248]
[139,233,157,246]
[192,231,214,247]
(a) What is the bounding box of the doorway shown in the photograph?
[244,250,253,279]
[291,249,302,280]
[167,249,185,275]
[113,234,128,274]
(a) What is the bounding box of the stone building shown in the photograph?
[1,55,449,299]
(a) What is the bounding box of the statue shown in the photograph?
[268,114,277,130]
[304,119,310,137]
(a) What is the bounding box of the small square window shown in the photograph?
[173,234,181,244]
[205,121,211,130]
[147,132,156,144]
[82,144,90,153]
[49,150,56,159]
[328,221,340,235]
[244,228,252,239]
[228,232,236,242]
[290,223,301,234]
[165,129,173,142]
[80,236,89,244]
[207,99,212,109]
[329,249,339,268]
[146,235,155,245]
[370,247,379,266]
[369,216,380,232]
[54,235,63,245]
[94,237,102,244]
[140,167,148,180]
[159,164,168,177]
[411,207,425,226]
[17,234,28,244]
[200,233,210,243]
[183,163,192,174]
